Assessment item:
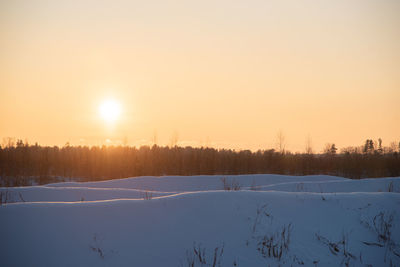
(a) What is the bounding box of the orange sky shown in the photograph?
[1,0,399,152]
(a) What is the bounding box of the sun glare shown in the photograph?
[99,99,121,123]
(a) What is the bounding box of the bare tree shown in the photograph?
[205,136,211,148]
[389,142,397,153]
[170,131,179,147]
[152,130,158,146]
[276,130,286,154]
[305,135,313,154]
[2,137,15,148]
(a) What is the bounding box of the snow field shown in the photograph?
[0,174,399,266]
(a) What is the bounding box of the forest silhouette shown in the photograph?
[0,139,399,186]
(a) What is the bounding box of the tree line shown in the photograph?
[0,139,399,186]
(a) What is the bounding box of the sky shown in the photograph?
[0,0,399,152]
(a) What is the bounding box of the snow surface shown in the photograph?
[1,174,399,266]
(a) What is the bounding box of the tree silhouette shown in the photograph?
[0,139,399,186]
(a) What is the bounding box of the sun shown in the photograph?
[99,99,121,123]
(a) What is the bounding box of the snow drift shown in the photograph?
[1,174,399,266]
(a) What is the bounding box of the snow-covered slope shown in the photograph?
[0,186,170,203]
[1,175,399,267]
[1,174,346,203]
[260,177,400,193]
[45,174,346,192]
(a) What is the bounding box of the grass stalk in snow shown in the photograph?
[182,242,224,267]
[221,177,241,191]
